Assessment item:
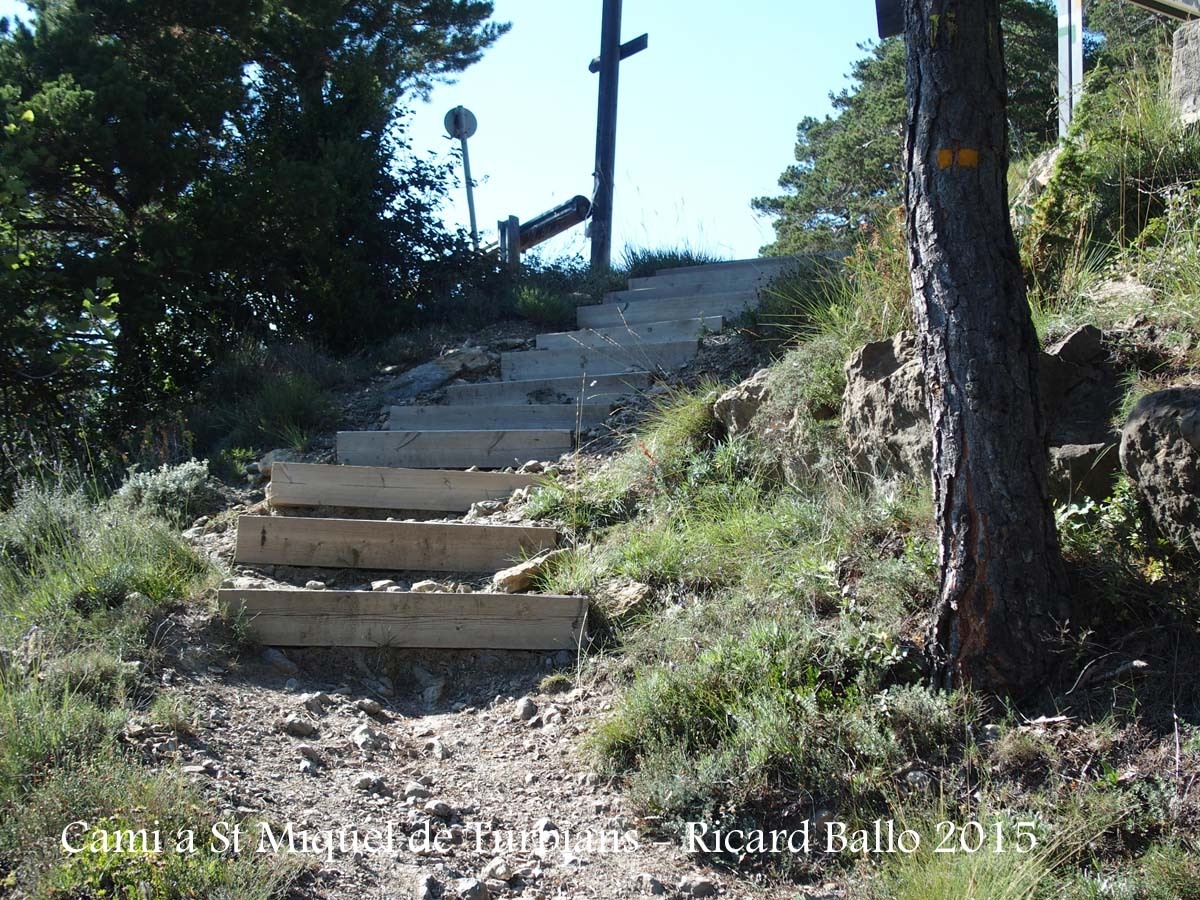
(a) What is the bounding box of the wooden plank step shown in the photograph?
[578,293,757,328]
[652,256,796,276]
[440,372,652,406]
[338,429,573,468]
[606,279,770,301]
[604,286,753,309]
[501,339,699,381]
[267,462,536,512]
[388,403,610,432]
[235,516,559,571]
[220,589,586,650]
[535,316,722,350]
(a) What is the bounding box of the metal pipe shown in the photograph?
[461,137,479,250]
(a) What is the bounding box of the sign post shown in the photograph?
[1058,0,1085,136]
[589,0,647,271]
[445,106,480,251]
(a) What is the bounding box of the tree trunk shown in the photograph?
[902,0,1070,695]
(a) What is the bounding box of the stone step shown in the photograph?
[535,316,723,350]
[387,403,610,431]
[266,462,537,512]
[500,339,699,381]
[578,293,757,328]
[440,371,653,405]
[337,429,573,468]
[235,515,559,572]
[219,589,586,650]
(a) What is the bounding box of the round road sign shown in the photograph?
[444,106,477,140]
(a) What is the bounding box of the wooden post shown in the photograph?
[501,215,520,270]
[590,0,623,271]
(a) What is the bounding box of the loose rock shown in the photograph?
[514,696,538,721]
[492,549,567,594]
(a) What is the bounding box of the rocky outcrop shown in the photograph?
[1173,19,1200,127]
[712,368,771,435]
[1011,145,1062,230]
[843,326,1124,500]
[1119,387,1200,555]
[841,332,932,479]
[383,347,495,403]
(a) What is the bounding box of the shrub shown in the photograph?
[0,482,92,571]
[515,285,575,328]
[115,459,225,525]
[619,245,726,278]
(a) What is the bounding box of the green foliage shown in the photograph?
[0,0,507,491]
[114,460,224,526]
[0,480,283,896]
[188,341,353,455]
[528,386,721,533]
[619,245,726,278]
[515,285,575,328]
[1024,60,1200,296]
[592,620,961,836]
[755,0,1058,254]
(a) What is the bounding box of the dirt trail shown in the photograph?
[153,618,802,899]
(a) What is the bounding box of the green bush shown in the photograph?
[114,459,224,525]
[619,245,726,278]
[515,285,575,328]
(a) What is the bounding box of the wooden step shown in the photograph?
[605,280,768,301]
[338,430,573,468]
[235,516,559,571]
[220,589,586,649]
[535,316,723,350]
[388,403,610,432]
[440,372,652,405]
[267,463,536,512]
[652,256,797,276]
[578,293,757,328]
[501,340,699,381]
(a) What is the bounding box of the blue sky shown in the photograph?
[0,1,883,260]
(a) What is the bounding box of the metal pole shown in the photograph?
[590,0,622,271]
[460,137,479,250]
[1057,0,1084,136]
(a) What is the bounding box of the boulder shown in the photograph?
[1172,19,1200,126]
[712,368,771,435]
[842,326,1123,499]
[842,332,931,479]
[1119,387,1200,555]
[1048,443,1120,504]
[383,347,495,403]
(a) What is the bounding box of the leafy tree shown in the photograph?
[756,0,1058,254]
[1085,0,1179,71]
[0,0,506,484]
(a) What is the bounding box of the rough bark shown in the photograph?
[902,0,1070,694]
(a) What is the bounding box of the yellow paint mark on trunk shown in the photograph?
[937,146,981,170]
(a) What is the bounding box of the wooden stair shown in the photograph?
[267,462,537,512]
[223,258,785,650]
